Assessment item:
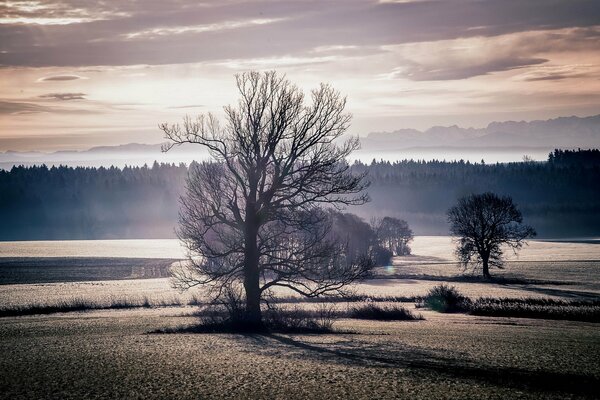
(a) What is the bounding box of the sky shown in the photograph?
[1,0,599,151]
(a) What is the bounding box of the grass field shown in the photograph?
[0,237,599,399]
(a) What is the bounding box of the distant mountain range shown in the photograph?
[63,142,165,154]
[361,114,600,150]
[0,142,205,169]
[1,114,599,168]
[1,142,202,158]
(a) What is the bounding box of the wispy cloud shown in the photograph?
[382,27,600,81]
[0,0,130,25]
[0,98,99,114]
[37,74,87,82]
[121,18,285,41]
[167,104,204,109]
[39,92,86,101]
[1,0,599,67]
[517,64,599,82]
[0,100,49,114]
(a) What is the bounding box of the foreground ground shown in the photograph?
[0,308,598,399]
[1,237,599,399]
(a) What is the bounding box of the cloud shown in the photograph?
[383,27,600,81]
[120,18,285,41]
[517,65,599,82]
[217,55,336,70]
[0,0,599,67]
[0,100,98,114]
[0,100,49,114]
[395,58,548,81]
[38,92,87,101]
[0,1,130,26]
[37,74,87,82]
[167,104,204,109]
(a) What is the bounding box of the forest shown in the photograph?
[1,149,599,240]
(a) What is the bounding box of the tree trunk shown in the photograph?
[243,209,263,328]
[482,256,491,279]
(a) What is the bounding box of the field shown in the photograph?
[0,237,599,399]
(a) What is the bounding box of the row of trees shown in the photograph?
[548,148,600,167]
[2,153,598,239]
[351,154,600,237]
[0,163,186,239]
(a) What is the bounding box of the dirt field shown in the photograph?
[0,308,598,399]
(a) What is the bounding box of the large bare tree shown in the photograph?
[159,71,371,327]
[447,192,536,279]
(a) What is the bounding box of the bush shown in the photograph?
[191,294,338,333]
[420,284,471,313]
[349,303,423,321]
[263,304,338,332]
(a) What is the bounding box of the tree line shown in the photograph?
[351,150,600,237]
[0,150,598,240]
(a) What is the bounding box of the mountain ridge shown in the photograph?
[364,114,600,149]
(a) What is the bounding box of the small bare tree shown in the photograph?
[160,71,371,328]
[447,192,536,279]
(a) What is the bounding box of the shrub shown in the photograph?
[184,303,338,333]
[420,284,471,313]
[264,304,338,332]
[349,303,423,321]
[190,287,339,333]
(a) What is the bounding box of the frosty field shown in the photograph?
[0,237,599,399]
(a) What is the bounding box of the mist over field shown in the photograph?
[2,149,599,240]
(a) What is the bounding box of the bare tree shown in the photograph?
[447,192,536,279]
[328,211,375,260]
[371,217,413,255]
[159,71,371,327]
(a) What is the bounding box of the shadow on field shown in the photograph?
[244,334,599,397]
[375,273,573,286]
[0,257,178,284]
[514,285,600,300]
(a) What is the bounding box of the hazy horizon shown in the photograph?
[1,111,599,153]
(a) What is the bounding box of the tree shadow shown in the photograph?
[509,285,600,300]
[372,273,573,286]
[242,333,599,397]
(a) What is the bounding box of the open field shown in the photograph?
[0,257,176,284]
[2,258,598,312]
[1,237,599,398]
[0,308,598,399]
